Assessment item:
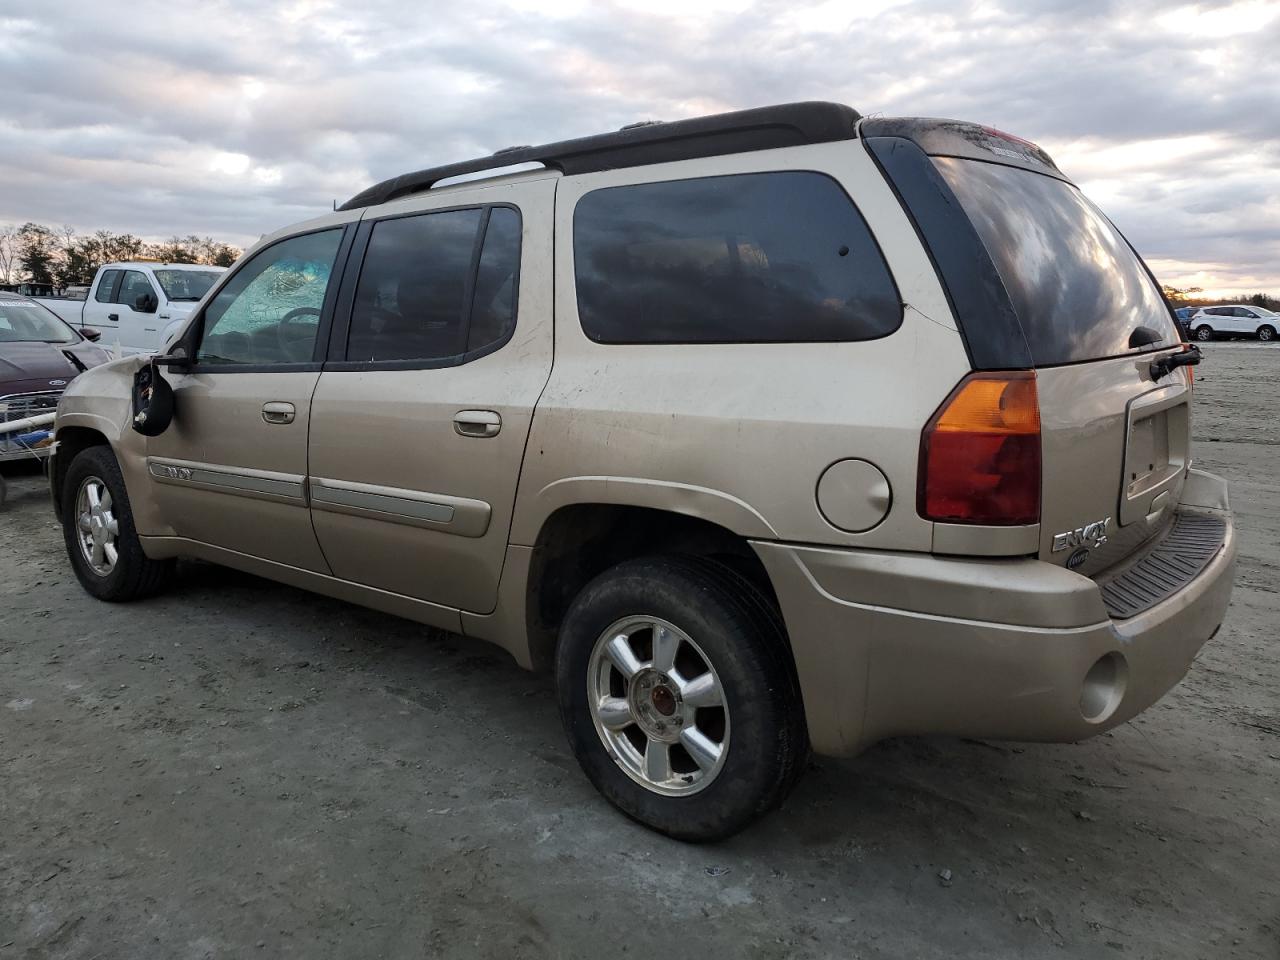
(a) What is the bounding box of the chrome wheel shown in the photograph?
[1195,326,1213,341]
[75,476,119,576]
[587,616,729,796]
[1260,327,1275,342]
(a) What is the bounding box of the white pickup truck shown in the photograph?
[33,262,225,356]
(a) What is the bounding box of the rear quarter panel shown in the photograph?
[512,140,971,550]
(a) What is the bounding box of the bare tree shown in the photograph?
[0,224,16,284]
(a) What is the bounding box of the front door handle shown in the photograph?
[107,313,119,322]
[262,401,296,424]
[453,409,501,438]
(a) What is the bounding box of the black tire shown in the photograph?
[555,555,808,841]
[61,445,174,602]
[1194,325,1214,342]
[1258,325,1276,343]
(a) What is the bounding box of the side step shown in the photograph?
[1099,513,1227,620]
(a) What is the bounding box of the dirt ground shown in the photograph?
[2,343,1278,959]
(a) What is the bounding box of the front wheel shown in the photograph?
[61,445,175,601]
[555,556,807,841]
[1258,325,1276,343]
[1194,325,1214,342]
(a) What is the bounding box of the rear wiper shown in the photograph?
[1150,345,1202,382]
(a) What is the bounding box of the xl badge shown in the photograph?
[1052,516,1110,553]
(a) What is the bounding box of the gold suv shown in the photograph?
[50,103,1236,840]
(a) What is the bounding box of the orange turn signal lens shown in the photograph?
[918,371,1041,526]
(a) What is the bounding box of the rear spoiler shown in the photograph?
[859,117,1067,182]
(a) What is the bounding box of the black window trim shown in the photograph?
[570,168,904,347]
[323,201,523,372]
[182,224,356,375]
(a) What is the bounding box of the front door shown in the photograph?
[146,225,352,572]
[307,179,554,613]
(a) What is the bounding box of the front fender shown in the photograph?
[54,356,174,537]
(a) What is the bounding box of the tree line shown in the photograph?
[1162,286,1278,313]
[0,223,241,289]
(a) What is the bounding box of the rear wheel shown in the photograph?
[1194,325,1214,342]
[555,555,807,841]
[61,445,174,602]
[1258,325,1276,343]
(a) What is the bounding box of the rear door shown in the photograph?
[306,176,554,613]
[867,128,1189,575]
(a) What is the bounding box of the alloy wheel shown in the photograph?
[587,616,729,796]
[75,476,119,576]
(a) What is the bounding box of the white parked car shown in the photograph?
[32,262,225,356]
[1188,304,1278,343]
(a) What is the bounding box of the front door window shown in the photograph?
[198,230,343,365]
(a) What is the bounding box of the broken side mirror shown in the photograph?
[131,361,175,436]
[135,292,158,313]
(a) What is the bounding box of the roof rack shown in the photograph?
[339,101,860,211]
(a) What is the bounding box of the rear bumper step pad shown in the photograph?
[1099,513,1227,620]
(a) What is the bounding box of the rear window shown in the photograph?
[573,172,900,344]
[934,158,1179,366]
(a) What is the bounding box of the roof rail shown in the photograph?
[338,101,860,211]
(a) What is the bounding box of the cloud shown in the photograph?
[0,0,1276,294]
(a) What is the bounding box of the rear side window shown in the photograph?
[573,172,901,344]
[347,206,521,363]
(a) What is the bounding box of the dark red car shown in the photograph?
[1,293,110,463]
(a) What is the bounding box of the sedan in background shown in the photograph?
[1,294,111,462]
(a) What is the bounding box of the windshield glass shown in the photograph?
[934,158,1180,366]
[154,269,220,301]
[0,300,77,344]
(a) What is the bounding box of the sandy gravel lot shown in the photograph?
[2,343,1278,959]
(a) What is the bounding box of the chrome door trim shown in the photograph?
[308,477,491,538]
[147,457,307,505]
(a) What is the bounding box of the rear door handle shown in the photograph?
[453,409,501,438]
[107,313,119,322]
[262,401,296,424]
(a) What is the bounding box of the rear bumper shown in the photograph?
[753,469,1236,757]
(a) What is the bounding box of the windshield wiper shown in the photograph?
[1150,345,1201,382]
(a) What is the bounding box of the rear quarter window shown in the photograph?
[573,171,901,344]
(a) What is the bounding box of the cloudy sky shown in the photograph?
[1,0,1277,295]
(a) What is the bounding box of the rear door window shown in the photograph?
[932,158,1179,366]
[347,209,482,362]
[573,172,901,344]
[345,206,522,364]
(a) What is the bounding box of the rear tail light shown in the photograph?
[918,371,1041,525]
